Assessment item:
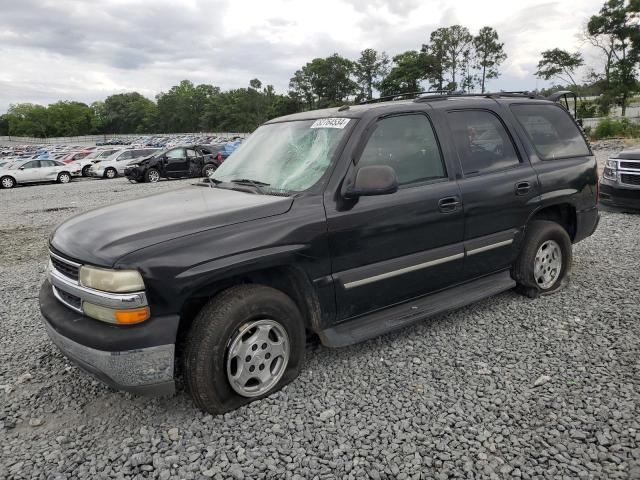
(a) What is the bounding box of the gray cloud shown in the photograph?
[0,0,605,112]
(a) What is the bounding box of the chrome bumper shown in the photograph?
[43,317,175,395]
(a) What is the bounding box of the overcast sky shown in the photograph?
[0,0,606,113]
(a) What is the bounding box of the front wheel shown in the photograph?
[81,165,91,177]
[513,220,572,295]
[145,168,160,183]
[184,285,305,414]
[57,172,71,184]
[105,168,117,179]
[1,176,16,189]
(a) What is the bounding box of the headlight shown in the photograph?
[79,265,145,293]
[603,159,618,181]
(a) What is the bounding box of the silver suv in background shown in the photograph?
[90,148,159,179]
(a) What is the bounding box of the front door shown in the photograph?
[164,148,188,176]
[444,108,539,279]
[326,112,465,320]
[17,160,43,183]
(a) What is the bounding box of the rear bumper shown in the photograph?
[599,180,640,211]
[574,205,600,243]
[39,280,176,396]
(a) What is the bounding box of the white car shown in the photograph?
[90,148,159,179]
[0,159,73,189]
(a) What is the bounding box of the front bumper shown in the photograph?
[599,179,640,211]
[124,166,143,180]
[39,280,176,396]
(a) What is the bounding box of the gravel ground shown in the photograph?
[1,152,639,480]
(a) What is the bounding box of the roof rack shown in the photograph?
[358,89,545,106]
[358,90,450,105]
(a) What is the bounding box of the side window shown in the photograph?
[448,110,520,175]
[186,149,198,158]
[117,151,132,161]
[40,160,55,167]
[23,161,40,169]
[166,149,186,159]
[357,114,446,186]
[510,104,590,160]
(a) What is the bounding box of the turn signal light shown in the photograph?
[115,307,151,324]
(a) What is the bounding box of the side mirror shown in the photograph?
[344,165,398,199]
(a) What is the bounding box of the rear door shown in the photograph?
[38,160,60,181]
[326,111,465,320]
[444,108,539,279]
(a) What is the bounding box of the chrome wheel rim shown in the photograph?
[59,174,70,183]
[148,170,159,182]
[204,166,215,177]
[226,319,290,398]
[1,177,13,188]
[534,240,562,289]
[106,169,115,178]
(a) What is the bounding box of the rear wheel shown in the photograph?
[184,285,305,414]
[514,220,572,295]
[81,165,91,177]
[105,168,117,179]
[202,163,217,178]
[145,168,160,183]
[57,172,71,184]
[1,176,15,189]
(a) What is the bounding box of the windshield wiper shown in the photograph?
[229,178,270,194]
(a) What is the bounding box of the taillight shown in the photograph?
[217,153,222,161]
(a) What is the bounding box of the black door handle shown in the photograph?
[515,181,532,195]
[438,196,461,213]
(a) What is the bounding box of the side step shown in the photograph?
[319,270,516,347]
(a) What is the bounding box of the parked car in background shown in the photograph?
[0,159,73,189]
[600,146,640,211]
[61,150,91,164]
[89,148,159,179]
[74,148,121,176]
[124,145,220,183]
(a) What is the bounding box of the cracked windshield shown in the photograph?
[212,119,351,192]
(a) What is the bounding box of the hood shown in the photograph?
[50,186,294,267]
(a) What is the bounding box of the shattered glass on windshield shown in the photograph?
[212,119,351,193]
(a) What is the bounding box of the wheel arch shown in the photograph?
[526,203,577,241]
[176,264,322,351]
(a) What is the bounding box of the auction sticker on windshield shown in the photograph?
[310,118,350,129]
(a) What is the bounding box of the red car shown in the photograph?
[61,150,91,164]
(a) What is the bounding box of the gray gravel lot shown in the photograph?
[1,154,639,480]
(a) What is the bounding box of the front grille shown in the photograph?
[620,174,640,186]
[620,161,640,171]
[54,286,82,309]
[51,255,80,281]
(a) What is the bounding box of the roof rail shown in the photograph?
[358,90,450,105]
[359,89,544,106]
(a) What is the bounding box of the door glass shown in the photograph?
[186,149,198,158]
[357,114,446,186]
[449,110,520,175]
[22,161,40,169]
[510,104,590,160]
[166,149,186,159]
[117,151,133,161]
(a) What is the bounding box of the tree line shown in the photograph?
[0,0,637,138]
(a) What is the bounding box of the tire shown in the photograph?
[81,165,91,177]
[145,168,160,183]
[1,176,15,189]
[105,168,117,179]
[184,285,305,414]
[513,220,572,295]
[202,163,217,178]
[57,172,71,184]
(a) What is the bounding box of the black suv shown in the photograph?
[40,93,599,413]
[599,146,640,210]
[124,145,221,183]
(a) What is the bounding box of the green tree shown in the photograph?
[588,0,640,115]
[103,92,157,133]
[288,54,357,109]
[0,114,8,136]
[5,103,49,137]
[353,49,390,100]
[47,101,94,136]
[536,49,584,94]
[425,25,474,90]
[473,26,507,93]
[378,50,426,96]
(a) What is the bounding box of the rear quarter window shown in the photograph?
[510,104,590,160]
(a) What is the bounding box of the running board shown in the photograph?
[319,270,515,347]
